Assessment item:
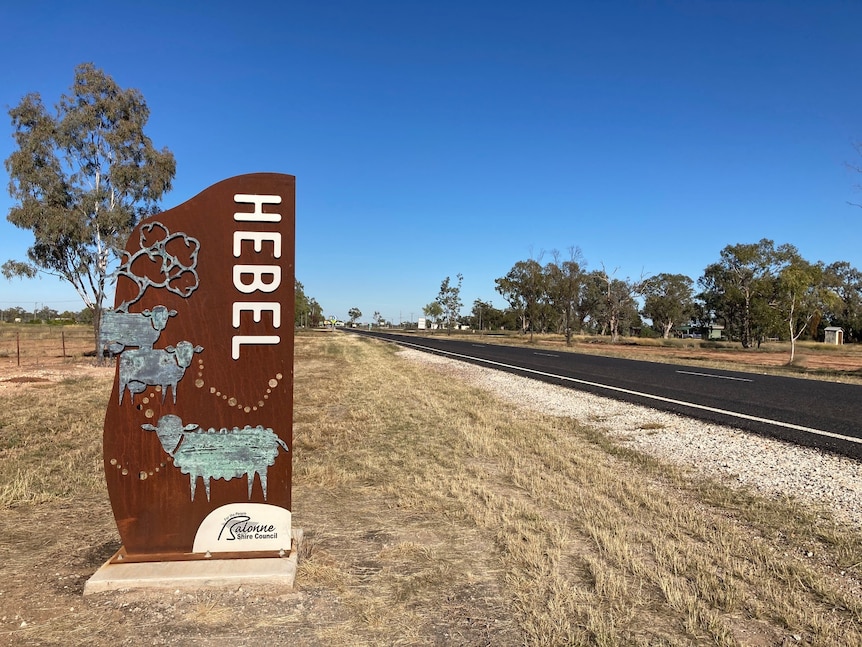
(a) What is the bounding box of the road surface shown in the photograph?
[344,329,862,460]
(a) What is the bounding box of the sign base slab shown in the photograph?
[83,529,302,595]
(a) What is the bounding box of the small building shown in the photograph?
[824,327,844,345]
[675,322,724,340]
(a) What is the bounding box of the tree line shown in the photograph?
[425,240,862,357]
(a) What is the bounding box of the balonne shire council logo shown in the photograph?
[192,501,291,553]
[218,511,279,542]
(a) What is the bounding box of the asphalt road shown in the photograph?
[343,328,862,460]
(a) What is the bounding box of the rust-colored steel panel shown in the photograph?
[102,173,295,560]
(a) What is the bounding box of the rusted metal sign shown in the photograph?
[102,173,295,561]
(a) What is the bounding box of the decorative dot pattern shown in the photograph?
[193,358,284,413]
[109,458,170,479]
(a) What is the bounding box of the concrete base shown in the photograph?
[83,529,302,596]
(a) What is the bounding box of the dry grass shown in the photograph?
[0,373,111,507]
[0,324,94,367]
[0,331,860,645]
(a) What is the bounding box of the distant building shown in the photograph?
[824,327,844,344]
[676,322,724,340]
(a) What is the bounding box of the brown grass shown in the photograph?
[0,331,860,645]
[0,323,94,368]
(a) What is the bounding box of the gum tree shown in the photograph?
[495,259,544,340]
[436,273,463,334]
[825,261,862,342]
[699,240,780,348]
[544,247,584,345]
[771,250,839,364]
[3,63,176,353]
[642,273,695,338]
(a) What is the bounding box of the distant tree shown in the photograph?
[641,273,695,339]
[698,240,781,348]
[308,298,323,327]
[348,307,362,325]
[295,279,324,327]
[596,265,645,342]
[544,247,584,345]
[372,310,384,327]
[770,250,840,364]
[295,279,309,327]
[35,305,58,322]
[495,258,544,340]
[2,63,176,354]
[576,271,606,334]
[471,298,503,331]
[77,306,94,325]
[1,306,27,323]
[824,261,862,342]
[436,273,463,334]
[422,302,443,330]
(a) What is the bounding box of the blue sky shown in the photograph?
[1,1,861,323]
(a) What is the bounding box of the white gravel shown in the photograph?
[399,348,862,530]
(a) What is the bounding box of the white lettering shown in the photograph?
[233,265,281,294]
[233,231,282,258]
[232,335,280,360]
[234,194,282,222]
[232,302,281,328]
[232,193,286,360]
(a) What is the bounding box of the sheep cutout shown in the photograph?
[100,305,177,356]
[141,414,289,501]
[118,341,203,405]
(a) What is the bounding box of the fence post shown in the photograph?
[62,329,67,358]
[17,331,20,367]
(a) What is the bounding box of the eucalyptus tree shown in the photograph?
[641,273,695,338]
[495,259,545,340]
[544,247,584,345]
[771,251,837,364]
[295,279,310,327]
[422,301,444,330]
[698,239,783,348]
[471,298,505,332]
[436,273,463,333]
[307,298,323,327]
[824,261,862,342]
[3,63,176,353]
[577,270,607,334]
[348,307,362,325]
[594,265,644,342]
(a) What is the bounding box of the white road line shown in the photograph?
[390,338,862,446]
[534,352,559,357]
[676,370,753,382]
[471,344,486,348]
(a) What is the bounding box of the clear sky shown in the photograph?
[1,0,861,323]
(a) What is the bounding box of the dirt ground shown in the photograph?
[589,344,862,374]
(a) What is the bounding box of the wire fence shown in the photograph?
[0,325,95,368]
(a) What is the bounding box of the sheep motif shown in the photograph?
[141,414,289,502]
[100,305,177,355]
[119,341,203,404]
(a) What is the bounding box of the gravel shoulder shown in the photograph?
[399,348,862,530]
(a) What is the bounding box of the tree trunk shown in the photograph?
[92,304,104,364]
[663,322,673,339]
[741,296,753,349]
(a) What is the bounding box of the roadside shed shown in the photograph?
[824,327,844,344]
